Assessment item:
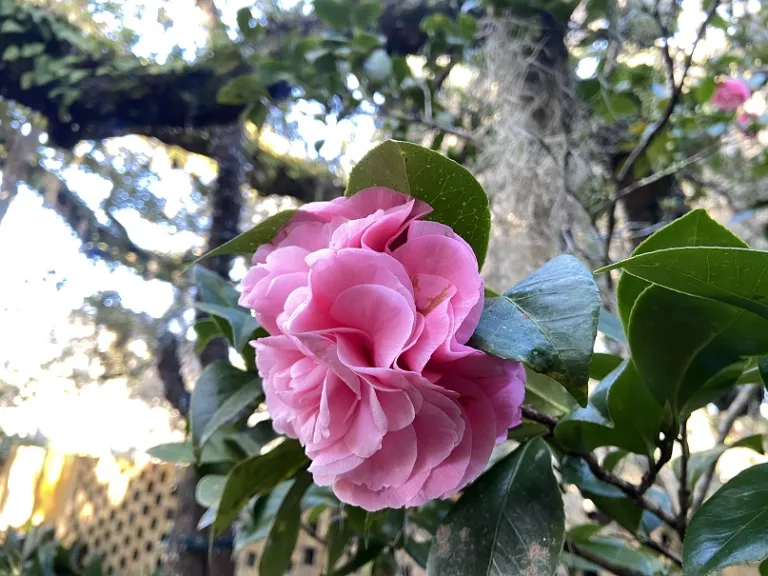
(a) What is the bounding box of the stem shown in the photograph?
[691,384,761,510]
[521,406,680,533]
[636,534,683,567]
[678,420,691,535]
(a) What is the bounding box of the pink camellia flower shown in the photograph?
[711,78,751,111]
[240,188,525,510]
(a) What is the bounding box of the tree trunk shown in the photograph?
[163,124,244,576]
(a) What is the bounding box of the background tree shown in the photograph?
[1,0,767,574]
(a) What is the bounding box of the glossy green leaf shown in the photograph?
[193,210,297,263]
[190,361,260,459]
[559,456,643,532]
[196,301,259,351]
[566,523,604,544]
[615,209,746,329]
[147,433,241,464]
[233,482,292,553]
[507,421,549,441]
[598,308,627,345]
[260,471,313,576]
[195,475,226,508]
[471,255,600,405]
[346,140,491,267]
[629,285,768,413]
[602,449,628,472]
[673,434,764,486]
[525,368,578,417]
[684,463,768,575]
[575,537,666,575]
[193,318,223,354]
[213,439,308,537]
[555,359,661,456]
[589,352,623,381]
[601,246,768,320]
[200,379,263,451]
[426,438,564,576]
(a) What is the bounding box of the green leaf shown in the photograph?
[194,210,296,262]
[2,45,20,61]
[213,439,308,537]
[507,421,549,441]
[600,246,768,321]
[559,456,643,532]
[684,462,768,575]
[194,318,223,354]
[602,449,628,472]
[147,435,241,464]
[20,43,45,58]
[194,302,259,352]
[609,93,639,116]
[217,74,263,105]
[575,537,666,575]
[567,523,604,543]
[314,0,349,28]
[260,471,312,576]
[201,379,263,452]
[353,0,384,29]
[346,140,491,268]
[695,78,717,103]
[236,7,260,39]
[760,558,768,576]
[615,209,746,329]
[195,265,239,306]
[233,482,292,553]
[426,438,564,576]
[673,434,764,486]
[421,13,453,36]
[598,308,627,345]
[555,360,662,456]
[471,255,600,405]
[589,353,623,381]
[628,285,768,413]
[190,361,260,459]
[524,368,578,417]
[1,20,25,33]
[456,14,477,40]
[196,475,226,508]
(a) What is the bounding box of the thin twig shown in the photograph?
[610,144,723,203]
[522,406,680,532]
[568,542,646,576]
[678,420,691,536]
[691,384,761,510]
[383,113,478,143]
[638,430,674,495]
[616,0,722,184]
[636,534,683,567]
